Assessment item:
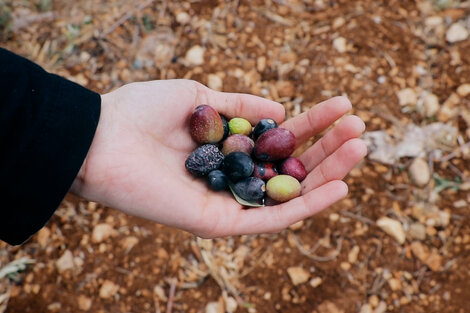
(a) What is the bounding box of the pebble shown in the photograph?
[409,158,430,187]
[275,80,296,98]
[47,302,61,312]
[37,227,51,248]
[374,301,387,313]
[446,23,469,43]
[453,199,467,208]
[287,267,310,285]
[225,296,238,313]
[120,236,139,253]
[348,246,360,264]
[310,277,323,288]
[176,11,190,24]
[397,88,417,107]
[207,74,223,91]
[77,295,92,311]
[422,93,440,117]
[205,302,223,313]
[369,295,379,307]
[99,280,119,299]
[56,250,75,273]
[408,223,426,240]
[340,262,351,271]
[288,220,304,231]
[359,304,373,313]
[410,241,442,272]
[185,45,205,66]
[333,37,347,53]
[257,56,266,72]
[92,223,117,243]
[377,217,406,244]
[317,300,345,313]
[457,83,470,97]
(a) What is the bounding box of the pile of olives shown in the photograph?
[185,104,307,205]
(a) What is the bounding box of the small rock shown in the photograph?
[457,83,470,97]
[377,217,406,244]
[425,16,443,28]
[369,295,379,307]
[310,277,323,288]
[422,93,440,117]
[205,301,223,313]
[225,296,238,313]
[374,301,387,313]
[47,302,61,312]
[446,23,469,43]
[317,300,344,313]
[288,220,304,231]
[257,56,266,72]
[408,223,426,240]
[348,246,360,264]
[77,295,92,311]
[340,262,351,271]
[207,74,223,91]
[99,280,119,299]
[359,304,373,313]
[185,45,205,66]
[153,285,168,301]
[397,88,417,107]
[332,17,345,29]
[176,11,190,24]
[92,223,117,243]
[388,278,402,291]
[120,236,139,253]
[56,250,75,273]
[410,241,442,271]
[333,37,347,53]
[37,227,51,248]
[453,199,467,208]
[287,267,310,285]
[409,158,430,187]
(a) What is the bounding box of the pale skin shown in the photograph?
[71,79,367,238]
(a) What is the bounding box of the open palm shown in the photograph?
[71,80,367,238]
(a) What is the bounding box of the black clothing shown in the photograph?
[0,47,101,245]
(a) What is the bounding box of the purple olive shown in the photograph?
[253,128,296,161]
[253,162,278,181]
[221,135,255,156]
[190,105,224,144]
[279,157,307,182]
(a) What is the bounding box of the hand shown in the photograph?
[71,80,367,238]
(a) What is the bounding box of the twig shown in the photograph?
[341,210,376,225]
[165,279,176,313]
[441,141,470,162]
[100,0,156,38]
[291,232,343,262]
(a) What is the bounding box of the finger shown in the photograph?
[202,86,286,125]
[229,180,348,234]
[280,96,352,147]
[301,138,367,193]
[299,115,365,172]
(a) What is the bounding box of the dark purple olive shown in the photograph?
[233,177,266,201]
[253,128,296,161]
[185,144,224,176]
[208,170,228,191]
[220,115,229,140]
[253,118,278,140]
[190,105,224,144]
[222,152,254,181]
[221,135,255,156]
[253,162,278,181]
[279,157,307,182]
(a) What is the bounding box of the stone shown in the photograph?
[359,304,373,313]
[317,300,344,313]
[47,302,61,312]
[446,23,469,43]
[37,227,51,248]
[56,250,75,273]
[409,158,430,187]
[374,301,387,313]
[225,296,238,313]
[333,37,347,53]
[309,277,323,288]
[397,88,417,107]
[287,267,310,285]
[207,74,223,91]
[176,11,190,24]
[205,301,223,313]
[457,84,470,97]
[77,295,92,311]
[348,246,360,264]
[257,56,266,72]
[453,199,467,208]
[410,241,442,272]
[185,45,205,66]
[275,80,296,98]
[377,217,406,244]
[92,223,117,243]
[408,223,426,240]
[422,93,440,117]
[99,280,119,299]
[120,236,139,253]
[388,278,402,291]
[288,220,304,231]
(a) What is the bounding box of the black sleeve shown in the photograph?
[0,47,101,245]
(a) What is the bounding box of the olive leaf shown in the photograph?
[228,183,264,208]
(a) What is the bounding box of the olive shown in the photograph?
[190,105,224,144]
[228,117,252,136]
[185,144,224,176]
[208,170,229,191]
[253,118,277,140]
[253,128,296,161]
[253,162,278,181]
[222,152,254,181]
[233,177,266,201]
[266,175,301,203]
[279,157,307,182]
[221,134,254,156]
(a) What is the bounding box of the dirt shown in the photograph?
[1,0,470,312]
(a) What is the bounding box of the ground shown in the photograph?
[1,0,470,312]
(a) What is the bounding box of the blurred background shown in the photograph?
[1,0,469,312]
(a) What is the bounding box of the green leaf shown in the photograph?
[228,183,264,208]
